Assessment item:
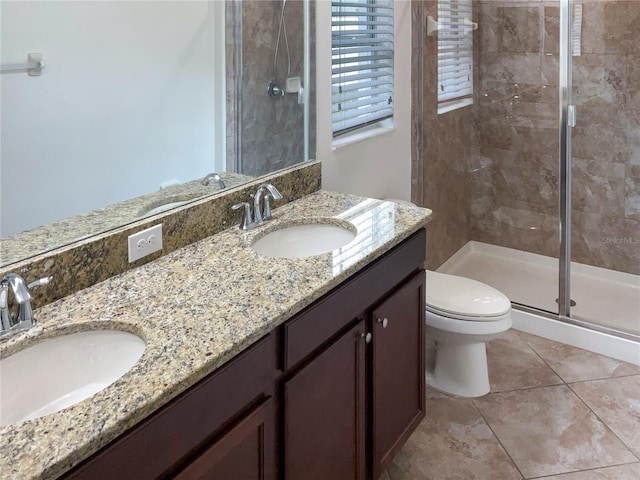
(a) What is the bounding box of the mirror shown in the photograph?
[0,0,315,267]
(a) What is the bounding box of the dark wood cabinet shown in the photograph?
[174,396,274,480]
[283,320,367,480]
[64,334,278,480]
[281,229,426,480]
[62,229,426,480]
[371,273,426,479]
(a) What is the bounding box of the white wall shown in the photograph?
[1,1,224,236]
[317,0,412,201]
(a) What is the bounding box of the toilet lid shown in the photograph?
[426,271,511,320]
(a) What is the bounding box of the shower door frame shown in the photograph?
[513,0,640,343]
[558,0,572,321]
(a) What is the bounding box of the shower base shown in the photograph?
[437,241,640,365]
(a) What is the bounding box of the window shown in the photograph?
[331,0,394,137]
[437,0,473,113]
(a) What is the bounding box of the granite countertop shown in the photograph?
[0,190,432,479]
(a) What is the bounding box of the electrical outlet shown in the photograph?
[128,224,163,262]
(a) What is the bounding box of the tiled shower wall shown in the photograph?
[413,1,474,271]
[226,0,315,178]
[472,0,639,275]
[413,1,640,275]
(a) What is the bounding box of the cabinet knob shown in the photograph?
[378,317,388,328]
[361,332,372,343]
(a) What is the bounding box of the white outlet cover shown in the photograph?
[128,224,163,263]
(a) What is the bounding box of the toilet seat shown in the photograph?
[426,308,512,336]
[426,271,511,321]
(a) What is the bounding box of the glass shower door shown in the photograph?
[468,0,562,315]
[566,0,640,337]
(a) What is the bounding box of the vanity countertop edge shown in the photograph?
[0,190,432,480]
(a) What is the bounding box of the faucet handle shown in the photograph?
[0,284,7,309]
[264,184,283,200]
[28,276,52,290]
[0,283,11,332]
[0,273,50,335]
[3,273,31,304]
[232,202,253,230]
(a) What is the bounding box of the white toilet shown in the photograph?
[425,270,512,398]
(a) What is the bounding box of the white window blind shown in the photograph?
[332,0,394,136]
[437,0,473,108]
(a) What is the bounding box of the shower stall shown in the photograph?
[413,0,639,362]
[226,0,315,178]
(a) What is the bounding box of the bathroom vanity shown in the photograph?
[0,191,431,480]
[65,230,425,480]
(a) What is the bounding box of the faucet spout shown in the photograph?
[202,173,226,189]
[253,183,283,224]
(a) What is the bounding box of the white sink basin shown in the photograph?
[252,221,356,258]
[142,200,189,217]
[0,330,145,426]
[138,193,201,218]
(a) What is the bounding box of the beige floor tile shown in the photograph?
[388,397,522,480]
[487,330,564,392]
[473,385,637,478]
[533,462,640,479]
[425,385,456,399]
[378,470,392,480]
[517,331,640,383]
[570,375,640,458]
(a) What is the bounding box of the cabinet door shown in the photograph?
[283,320,367,480]
[173,396,274,480]
[371,272,426,478]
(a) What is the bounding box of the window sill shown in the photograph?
[437,98,473,115]
[332,121,395,151]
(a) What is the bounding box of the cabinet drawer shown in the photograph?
[65,333,277,480]
[282,229,425,371]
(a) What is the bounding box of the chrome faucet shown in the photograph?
[231,183,282,230]
[252,183,283,224]
[0,273,52,337]
[202,173,226,189]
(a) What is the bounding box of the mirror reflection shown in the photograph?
[0,0,315,267]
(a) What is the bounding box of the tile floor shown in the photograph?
[382,329,640,479]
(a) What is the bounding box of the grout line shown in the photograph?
[514,334,569,385]
[469,400,527,479]
[565,372,640,385]
[476,383,639,478]
[525,460,640,479]
[566,382,640,463]
[489,381,564,395]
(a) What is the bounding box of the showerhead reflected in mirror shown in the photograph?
[0,0,315,267]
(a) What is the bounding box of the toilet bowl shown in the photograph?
[425,270,512,398]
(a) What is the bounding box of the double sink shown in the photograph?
[0,218,357,427]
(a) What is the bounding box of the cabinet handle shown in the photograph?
[377,317,388,328]
[361,332,372,343]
